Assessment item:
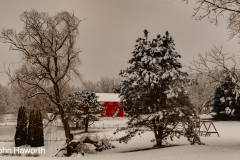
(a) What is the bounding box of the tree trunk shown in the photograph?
[155,125,164,146]
[85,116,89,132]
[76,122,79,129]
[61,118,71,157]
[152,118,164,147]
[153,80,166,147]
[57,103,71,144]
[62,118,71,142]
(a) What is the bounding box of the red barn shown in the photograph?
[96,93,124,117]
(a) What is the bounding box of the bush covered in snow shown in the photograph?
[55,134,115,157]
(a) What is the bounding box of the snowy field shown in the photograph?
[0,115,240,159]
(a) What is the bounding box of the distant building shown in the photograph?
[96,93,124,117]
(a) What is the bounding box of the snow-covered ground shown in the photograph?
[1,115,240,159]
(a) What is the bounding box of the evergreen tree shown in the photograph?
[35,110,44,146]
[115,30,203,146]
[27,110,36,146]
[66,90,102,132]
[15,106,28,146]
[113,85,133,116]
[206,73,240,119]
[27,109,44,147]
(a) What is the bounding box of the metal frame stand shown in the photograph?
[198,120,220,137]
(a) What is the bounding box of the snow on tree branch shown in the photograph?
[116,30,204,147]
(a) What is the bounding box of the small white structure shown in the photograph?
[95,93,120,102]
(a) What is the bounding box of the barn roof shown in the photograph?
[96,93,120,102]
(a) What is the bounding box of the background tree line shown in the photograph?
[0,76,121,115]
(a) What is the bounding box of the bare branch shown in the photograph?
[188,45,239,86]
[184,0,240,40]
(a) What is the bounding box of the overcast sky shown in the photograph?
[0,0,239,86]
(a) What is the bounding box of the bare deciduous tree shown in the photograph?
[98,77,121,93]
[81,80,101,92]
[188,45,239,84]
[0,10,82,143]
[81,77,121,93]
[0,84,7,115]
[188,73,215,112]
[98,77,114,93]
[184,0,240,39]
